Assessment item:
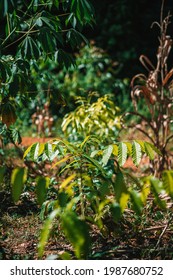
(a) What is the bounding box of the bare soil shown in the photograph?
[21,137,53,147]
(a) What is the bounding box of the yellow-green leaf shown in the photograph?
[162,170,173,198]
[38,209,60,257]
[11,167,27,202]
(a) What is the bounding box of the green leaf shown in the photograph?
[111,202,122,222]
[162,170,173,198]
[2,0,15,16]
[38,209,60,258]
[144,142,155,160]
[119,192,129,211]
[102,145,113,166]
[71,0,94,24]
[98,180,110,197]
[118,142,127,166]
[23,143,35,159]
[124,141,132,155]
[146,142,161,155]
[112,144,118,156]
[135,140,145,152]
[61,211,90,259]
[150,177,166,209]
[44,142,53,160]
[90,150,101,158]
[23,142,41,161]
[55,49,75,69]
[132,140,142,166]
[38,143,45,156]
[36,17,43,27]
[41,17,56,31]
[21,36,39,60]
[80,135,90,149]
[59,174,76,190]
[0,166,6,186]
[38,27,56,54]
[30,142,40,161]
[11,167,27,202]
[9,127,22,144]
[113,169,127,201]
[52,155,71,168]
[129,189,143,215]
[67,29,88,49]
[54,0,59,8]
[57,138,76,154]
[36,176,50,205]
[83,153,107,177]
[0,60,8,82]
[58,252,72,260]
[58,192,69,208]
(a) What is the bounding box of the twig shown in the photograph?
[4,23,37,49]
[155,223,168,249]
[143,225,167,232]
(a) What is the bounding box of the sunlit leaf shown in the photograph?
[11,167,27,202]
[80,135,90,149]
[59,174,76,190]
[140,182,150,203]
[38,209,60,258]
[124,141,132,155]
[119,192,129,211]
[102,145,113,166]
[30,142,40,161]
[132,140,142,166]
[162,170,173,198]
[23,144,34,159]
[144,142,155,160]
[52,155,71,168]
[44,142,53,160]
[38,143,45,156]
[112,144,118,156]
[118,142,127,166]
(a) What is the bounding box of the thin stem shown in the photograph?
[124,111,156,132]
[132,125,155,145]
[1,27,16,46]
[6,13,10,35]
[78,158,85,220]
[165,134,173,145]
[58,13,71,17]
[4,23,37,49]
[155,223,168,249]
[16,30,39,34]
[160,0,165,27]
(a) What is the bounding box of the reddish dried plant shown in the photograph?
[126,1,173,175]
